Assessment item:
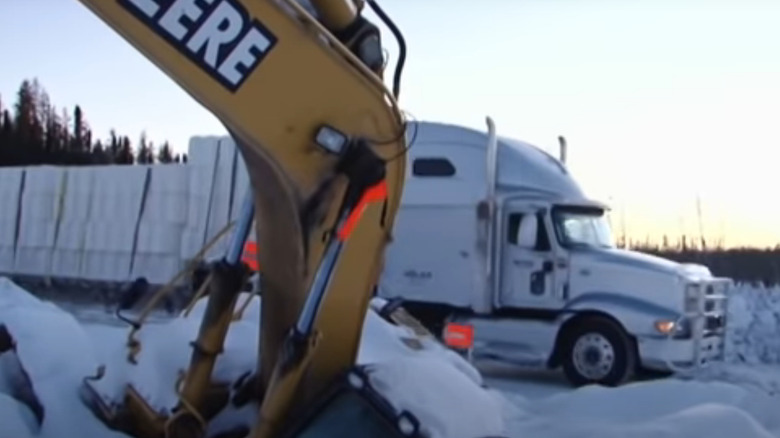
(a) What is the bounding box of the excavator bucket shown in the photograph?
[79,367,233,438]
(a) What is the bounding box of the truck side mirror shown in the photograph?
[516,215,538,249]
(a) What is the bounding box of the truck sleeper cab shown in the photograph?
[378,119,731,386]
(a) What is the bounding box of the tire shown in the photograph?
[402,304,449,338]
[561,316,636,387]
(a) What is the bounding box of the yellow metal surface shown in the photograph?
[75,0,407,435]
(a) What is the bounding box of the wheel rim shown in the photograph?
[571,332,615,381]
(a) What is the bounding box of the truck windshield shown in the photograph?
[551,206,615,248]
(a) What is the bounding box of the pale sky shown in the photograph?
[2,0,780,247]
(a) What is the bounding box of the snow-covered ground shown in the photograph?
[2,277,780,438]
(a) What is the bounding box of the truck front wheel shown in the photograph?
[561,317,636,387]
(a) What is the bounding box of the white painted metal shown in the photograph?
[379,118,732,378]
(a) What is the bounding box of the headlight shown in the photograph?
[655,318,692,338]
[655,319,676,335]
[315,125,349,155]
[684,283,701,312]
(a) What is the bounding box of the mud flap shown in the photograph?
[0,324,45,427]
[279,366,422,438]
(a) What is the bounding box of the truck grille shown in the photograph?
[705,314,725,331]
[703,280,729,313]
[685,278,730,339]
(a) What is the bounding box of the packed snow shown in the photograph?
[725,285,780,365]
[2,276,780,438]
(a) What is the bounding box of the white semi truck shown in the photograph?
[376,118,732,387]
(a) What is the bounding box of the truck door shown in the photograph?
[499,209,559,309]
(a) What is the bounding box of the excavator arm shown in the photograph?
[74,0,410,437]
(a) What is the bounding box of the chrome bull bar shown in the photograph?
[662,277,732,376]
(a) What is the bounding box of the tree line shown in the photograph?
[626,238,780,287]
[0,78,186,167]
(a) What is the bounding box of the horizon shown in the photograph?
[2,0,780,247]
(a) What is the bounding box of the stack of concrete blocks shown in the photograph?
[181,136,238,264]
[230,147,257,249]
[81,166,149,282]
[180,137,220,266]
[14,166,66,277]
[204,137,238,260]
[0,168,24,273]
[131,165,189,284]
[51,167,95,278]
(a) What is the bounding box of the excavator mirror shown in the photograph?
[281,367,422,438]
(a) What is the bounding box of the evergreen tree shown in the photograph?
[37,88,52,148]
[0,98,7,164]
[136,131,153,164]
[73,105,87,155]
[92,139,108,164]
[117,136,134,164]
[0,111,11,142]
[44,106,62,159]
[147,141,156,164]
[14,80,36,147]
[108,129,120,163]
[0,78,177,167]
[157,141,174,163]
[61,107,72,153]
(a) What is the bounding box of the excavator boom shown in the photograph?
[73,0,409,437]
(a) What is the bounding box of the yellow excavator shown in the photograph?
[69,0,420,437]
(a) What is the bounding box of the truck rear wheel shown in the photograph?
[561,317,636,387]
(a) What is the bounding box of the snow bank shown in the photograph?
[502,377,780,438]
[673,283,780,400]
[0,278,501,438]
[365,356,504,438]
[4,278,780,438]
[0,277,126,438]
[724,284,780,365]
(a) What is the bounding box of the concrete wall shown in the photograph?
[0,136,248,286]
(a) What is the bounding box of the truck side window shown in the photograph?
[412,158,456,177]
[534,212,551,251]
[507,213,523,244]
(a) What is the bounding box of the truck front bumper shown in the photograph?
[636,334,725,371]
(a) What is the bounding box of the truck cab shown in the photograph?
[378,119,731,386]
[499,201,610,311]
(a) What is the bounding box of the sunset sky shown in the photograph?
[2,0,780,247]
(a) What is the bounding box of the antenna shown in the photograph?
[558,135,567,165]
